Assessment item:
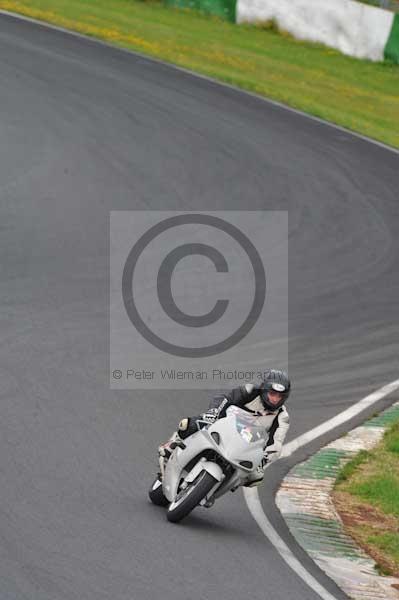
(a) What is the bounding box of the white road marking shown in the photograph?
[282,378,399,458]
[1,9,399,157]
[244,379,399,600]
[243,488,338,600]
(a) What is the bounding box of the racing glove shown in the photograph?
[202,407,220,424]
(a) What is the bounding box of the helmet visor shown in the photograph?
[271,382,286,392]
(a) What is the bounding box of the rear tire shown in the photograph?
[148,476,169,507]
[167,471,217,523]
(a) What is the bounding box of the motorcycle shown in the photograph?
[148,406,268,522]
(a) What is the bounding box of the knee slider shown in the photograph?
[178,417,196,439]
[178,418,189,431]
[245,479,263,488]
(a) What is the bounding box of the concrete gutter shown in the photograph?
[276,402,399,600]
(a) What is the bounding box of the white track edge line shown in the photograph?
[244,378,399,600]
[243,488,338,600]
[1,9,399,157]
[282,378,399,458]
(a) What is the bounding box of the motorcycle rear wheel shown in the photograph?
[167,471,217,523]
[148,476,169,506]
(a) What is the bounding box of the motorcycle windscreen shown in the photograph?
[226,406,266,444]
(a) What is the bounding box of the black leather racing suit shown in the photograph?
[180,383,290,464]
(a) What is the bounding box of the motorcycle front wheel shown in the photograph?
[167,471,217,523]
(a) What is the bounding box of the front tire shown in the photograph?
[167,471,217,523]
[148,476,169,507]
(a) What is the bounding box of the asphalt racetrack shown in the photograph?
[1,12,399,600]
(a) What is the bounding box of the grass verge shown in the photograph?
[333,420,399,577]
[0,0,398,148]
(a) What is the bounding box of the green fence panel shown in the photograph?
[164,0,237,23]
[385,13,399,62]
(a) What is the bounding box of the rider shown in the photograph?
[158,369,291,487]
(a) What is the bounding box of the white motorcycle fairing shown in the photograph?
[162,407,266,504]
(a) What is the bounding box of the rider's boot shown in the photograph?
[158,419,189,475]
[158,431,179,462]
